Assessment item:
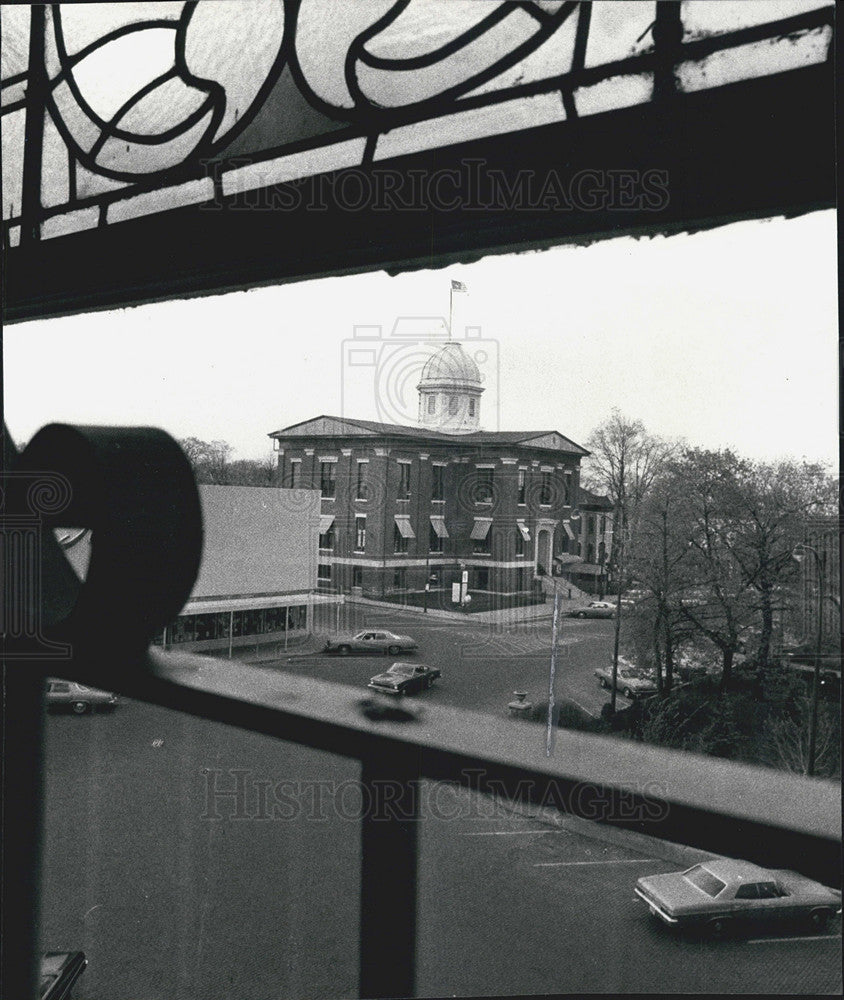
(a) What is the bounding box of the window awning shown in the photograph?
[430,516,449,539]
[319,514,336,533]
[516,520,531,542]
[394,515,415,539]
[563,522,575,540]
[470,518,493,541]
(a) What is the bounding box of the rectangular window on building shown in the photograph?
[540,471,553,506]
[429,522,443,553]
[517,469,526,505]
[468,398,475,417]
[564,471,573,505]
[515,528,525,557]
[471,518,492,554]
[355,515,366,552]
[320,461,336,499]
[393,522,409,554]
[317,563,332,581]
[393,567,406,591]
[356,460,368,500]
[432,464,445,502]
[475,567,489,589]
[427,395,436,415]
[289,459,301,488]
[476,468,494,504]
[397,461,411,500]
[352,567,363,589]
[319,514,335,551]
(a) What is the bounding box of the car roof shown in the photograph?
[697,859,771,882]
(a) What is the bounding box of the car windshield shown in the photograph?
[683,866,727,897]
[387,665,414,676]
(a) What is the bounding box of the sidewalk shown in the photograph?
[343,594,584,626]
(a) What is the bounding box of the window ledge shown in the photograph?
[128,649,841,853]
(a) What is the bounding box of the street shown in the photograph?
[283,605,620,719]
[37,607,842,999]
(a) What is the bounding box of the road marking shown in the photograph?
[461,830,559,837]
[747,934,841,945]
[534,858,656,867]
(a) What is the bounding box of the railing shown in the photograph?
[7,645,842,999]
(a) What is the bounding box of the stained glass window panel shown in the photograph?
[0,0,834,250]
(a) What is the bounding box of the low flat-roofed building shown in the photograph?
[58,484,338,656]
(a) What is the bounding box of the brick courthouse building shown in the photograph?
[270,343,607,605]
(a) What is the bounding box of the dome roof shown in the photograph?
[417,342,482,390]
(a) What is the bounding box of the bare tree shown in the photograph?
[583,410,675,529]
[670,449,759,692]
[179,437,276,486]
[720,459,834,669]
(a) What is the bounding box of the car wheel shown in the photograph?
[623,687,633,699]
[707,917,730,938]
[72,701,89,715]
[809,908,832,931]
[577,611,586,619]
[338,645,351,656]
[599,678,609,689]
[387,645,401,656]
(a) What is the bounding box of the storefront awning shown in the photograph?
[470,518,493,540]
[563,522,575,540]
[319,514,336,532]
[516,520,531,542]
[430,516,449,539]
[394,515,415,538]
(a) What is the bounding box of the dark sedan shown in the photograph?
[45,679,118,714]
[368,662,441,695]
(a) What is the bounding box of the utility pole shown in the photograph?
[793,543,826,777]
[610,495,625,713]
[546,582,562,756]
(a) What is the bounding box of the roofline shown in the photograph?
[269,416,590,455]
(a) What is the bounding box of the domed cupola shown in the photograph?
[417,342,484,433]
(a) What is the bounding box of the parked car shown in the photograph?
[45,679,118,714]
[635,859,842,936]
[594,662,657,699]
[40,951,87,998]
[368,662,441,695]
[324,630,418,655]
[569,601,616,619]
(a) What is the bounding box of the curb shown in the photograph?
[345,596,565,626]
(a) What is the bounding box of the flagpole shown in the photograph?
[448,284,453,341]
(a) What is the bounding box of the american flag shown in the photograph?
[451,279,467,292]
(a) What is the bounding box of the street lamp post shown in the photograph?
[610,503,625,714]
[792,542,826,777]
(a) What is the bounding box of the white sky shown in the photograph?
[3,209,837,468]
